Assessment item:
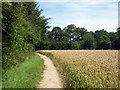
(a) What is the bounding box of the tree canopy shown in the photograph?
[41,24,119,50]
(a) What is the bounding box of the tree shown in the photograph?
[63,24,77,41]
[2,2,50,70]
[98,35,111,49]
[108,32,119,49]
[46,27,64,50]
[51,27,63,41]
[83,33,96,49]
[116,27,120,49]
[94,29,108,41]
[63,24,87,41]
[22,2,50,50]
[75,27,87,41]
[117,27,120,36]
[94,29,109,49]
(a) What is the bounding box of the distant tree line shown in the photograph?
[38,24,120,50]
[2,2,120,70]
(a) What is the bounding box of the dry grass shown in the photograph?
[39,50,118,88]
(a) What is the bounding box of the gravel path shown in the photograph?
[37,53,63,88]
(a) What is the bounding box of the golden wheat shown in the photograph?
[41,50,118,88]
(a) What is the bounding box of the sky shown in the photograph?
[35,0,119,32]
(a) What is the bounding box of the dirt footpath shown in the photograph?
[37,53,63,88]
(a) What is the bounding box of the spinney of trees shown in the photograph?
[40,24,120,50]
[2,2,120,70]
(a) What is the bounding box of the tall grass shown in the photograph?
[2,53,44,88]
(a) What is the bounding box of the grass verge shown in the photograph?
[2,53,44,88]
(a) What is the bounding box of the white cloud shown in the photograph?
[38,0,118,32]
[50,17,117,32]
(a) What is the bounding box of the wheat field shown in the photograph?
[41,50,119,88]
